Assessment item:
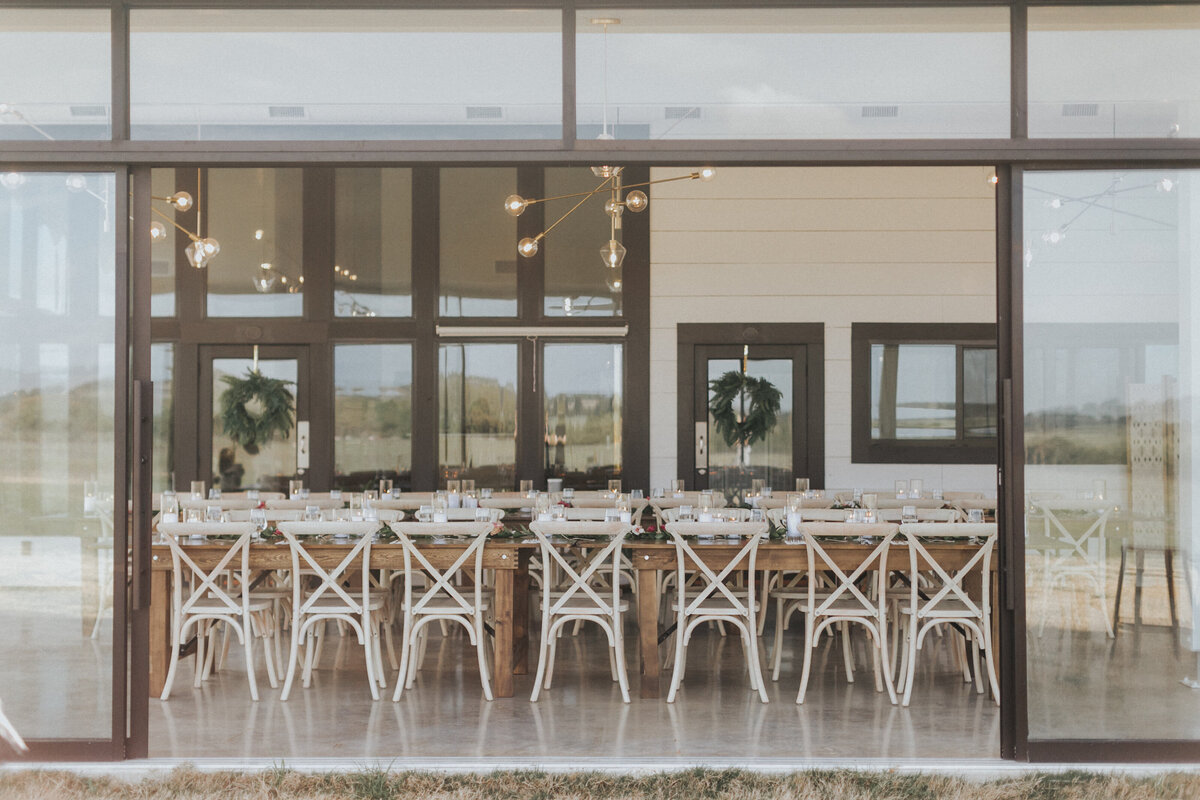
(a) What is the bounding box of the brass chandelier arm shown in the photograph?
[150,205,202,242]
[612,171,704,193]
[534,177,614,243]
[521,176,614,208]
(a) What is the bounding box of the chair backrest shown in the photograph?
[881,507,960,523]
[899,522,997,621]
[873,497,946,509]
[374,493,434,510]
[766,507,847,525]
[799,522,899,619]
[662,506,753,523]
[755,494,837,509]
[650,492,729,510]
[179,496,267,511]
[943,491,985,501]
[276,521,381,616]
[158,522,257,619]
[391,521,496,616]
[664,521,768,619]
[227,508,303,523]
[529,521,631,618]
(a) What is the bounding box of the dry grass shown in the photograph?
[1,768,1198,800]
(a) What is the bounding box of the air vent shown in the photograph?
[861,105,899,118]
[1062,103,1099,117]
[665,106,701,120]
[466,106,503,120]
[268,105,306,119]
[69,105,107,117]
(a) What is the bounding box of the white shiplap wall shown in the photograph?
[648,166,999,495]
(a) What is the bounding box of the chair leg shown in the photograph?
[301,629,318,689]
[1112,543,1128,635]
[475,618,494,702]
[1166,548,1179,631]
[613,619,632,704]
[771,597,786,681]
[242,621,260,702]
[757,571,772,636]
[361,621,380,702]
[870,635,884,694]
[876,621,897,705]
[530,616,552,702]
[840,623,855,683]
[545,631,560,690]
[193,621,207,688]
[972,633,984,694]
[666,617,688,703]
[796,618,816,704]
[280,619,304,702]
[392,614,413,702]
[902,618,919,707]
[608,633,620,682]
[160,620,184,701]
[745,626,769,704]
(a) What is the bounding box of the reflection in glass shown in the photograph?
[212,358,297,492]
[0,10,111,141]
[577,7,1008,139]
[870,344,956,439]
[150,168,178,317]
[334,344,413,491]
[151,343,175,493]
[1030,6,1200,138]
[0,172,115,738]
[707,358,793,496]
[130,9,561,141]
[1023,169,1196,740]
[543,344,623,489]
[334,169,412,317]
[206,168,304,318]
[440,169,518,317]
[439,343,517,488]
[963,346,998,438]
[543,169,623,317]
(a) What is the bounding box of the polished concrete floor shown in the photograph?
[147,607,1001,760]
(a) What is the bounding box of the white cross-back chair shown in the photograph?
[1035,502,1114,638]
[896,522,999,706]
[795,522,900,705]
[663,521,770,703]
[0,698,27,753]
[158,522,279,702]
[391,521,497,702]
[266,497,348,511]
[277,521,385,701]
[529,521,633,703]
[650,493,728,528]
[881,508,961,523]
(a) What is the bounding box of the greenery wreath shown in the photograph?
[708,370,783,449]
[219,369,295,455]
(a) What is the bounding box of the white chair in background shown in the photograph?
[0,698,27,753]
[158,522,280,702]
[528,520,633,703]
[795,522,899,705]
[277,521,386,701]
[663,520,770,703]
[1034,501,1114,638]
[895,522,999,706]
[391,521,497,702]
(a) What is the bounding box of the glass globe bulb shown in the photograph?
[167,191,193,212]
[184,240,207,269]
[65,174,88,193]
[624,190,648,212]
[518,237,539,258]
[697,167,716,182]
[599,238,626,270]
[604,198,624,218]
[0,172,26,190]
[149,221,167,241]
[591,165,623,179]
[253,263,278,293]
[606,274,623,293]
[200,237,220,257]
[504,194,528,216]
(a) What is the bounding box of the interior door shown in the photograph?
[198,346,310,494]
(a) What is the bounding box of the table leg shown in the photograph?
[637,566,660,699]
[149,569,170,697]
[513,551,531,675]
[493,568,514,698]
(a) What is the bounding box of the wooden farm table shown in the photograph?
[149,539,533,698]
[627,539,996,699]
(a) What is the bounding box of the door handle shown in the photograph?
[296,420,310,473]
[695,421,708,475]
[131,379,153,611]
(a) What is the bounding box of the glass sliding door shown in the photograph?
[0,172,122,750]
[438,342,518,489]
[1023,169,1200,740]
[543,343,623,489]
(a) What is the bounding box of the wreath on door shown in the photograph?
[219,370,295,455]
[708,370,782,449]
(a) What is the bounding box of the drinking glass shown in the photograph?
[761,486,773,497]
[208,487,221,500]
[246,488,260,501]
[446,479,461,493]
[432,493,449,522]
[607,479,622,495]
[651,487,664,498]
[862,492,878,511]
[349,493,364,520]
[699,491,714,513]
[630,488,644,501]
[334,506,350,522]
[461,479,475,493]
[616,493,632,523]
[520,479,534,496]
[932,487,943,501]
[535,492,551,516]
[1092,479,1107,502]
[300,488,311,499]
[895,480,908,499]
[463,490,478,509]
[364,490,378,504]
[678,505,694,521]
[562,486,575,501]
[417,505,433,523]
[671,479,686,494]
[902,505,917,523]
[604,507,619,522]
[185,507,203,523]
[551,504,566,521]
[788,493,803,514]
[479,487,493,500]
[190,480,205,500]
[968,508,984,523]
[205,505,222,523]
[304,505,321,521]
[288,479,303,499]
[853,487,863,502]
[750,508,765,523]
[910,478,923,499]
[363,505,378,523]
[160,493,179,524]
[83,480,99,514]
[329,488,342,501]
[250,507,267,534]
[475,506,492,522]
[751,478,765,496]
[379,478,393,496]
[795,478,810,493]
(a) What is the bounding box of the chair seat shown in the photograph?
[405,597,489,614]
[816,597,880,616]
[305,594,386,613]
[769,588,830,600]
[672,596,757,614]
[899,598,982,619]
[549,597,629,614]
[189,598,273,614]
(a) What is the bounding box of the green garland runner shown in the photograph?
[708,370,782,449]
[219,369,295,455]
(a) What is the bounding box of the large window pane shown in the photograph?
[1023,169,1196,739]
[150,169,177,317]
[706,357,793,495]
[577,8,1008,139]
[130,10,561,141]
[1030,6,1200,138]
[334,344,413,491]
[543,169,623,317]
[871,344,956,440]
[440,169,518,317]
[151,343,175,494]
[0,172,115,738]
[335,169,412,317]
[212,358,296,492]
[0,10,110,141]
[964,346,998,438]
[206,168,304,318]
[544,343,623,489]
[439,343,517,489]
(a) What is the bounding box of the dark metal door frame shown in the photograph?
[677,323,824,492]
